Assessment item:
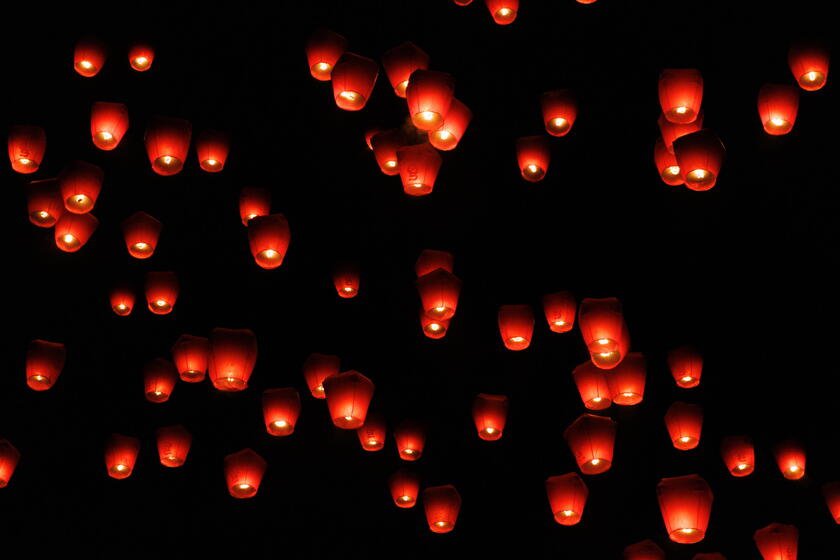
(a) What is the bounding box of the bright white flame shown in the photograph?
[510,336,526,343]
[342,287,354,292]
[592,397,603,403]
[134,57,148,66]
[367,439,378,446]
[99,131,113,140]
[498,8,512,16]
[134,242,149,250]
[559,510,574,517]
[154,391,163,396]
[238,484,250,490]
[273,420,287,428]
[117,304,127,310]
[316,62,330,72]
[339,91,359,102]
[247,213,257,220]
[680,436,691,443]
[435,521,447,527]
[666,165,680,176]
[80,60,93,69]
[675,106,688,114]
[419,111,436,121]
[622,392,635,398]
[155,299,167,307]
[344,416,354,421]
[206,159,218,166]
[384,160,397,168]
[115,464,127,472]
[263,249,278,258]
[485,428,496,434]
[436,130,451,140]
[805,71,818,82]
[527,164,538,173]
[590,459,601,466]
[681,376,693,383]
[399,495,411,502]
[789,465,800,472]
[597,338,610,345]
[770,117,786,127]
[38,211,49,218]
[688,169,708,180]
[161,156,174,165]
[737,463,748,471]
[429,323,442,332]
[63,234,75,244]
[554,320,566,326]
[551,117,567,128]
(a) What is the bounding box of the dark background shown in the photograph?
[2,1,837,557]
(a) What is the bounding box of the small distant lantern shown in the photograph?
[128,43,154,71]
[144,116,192,176]
[248,214,291,269]
[54,212,98,252]
[26,339,66,391]
[623,539,665,560]
[516,136,550,182]
[305,28,347,81]
[754,523,798,560]
[545,473,589,526]
[110,285,135,316]
[563,413,616,474]
[171,334,210,382]
[143,358,178,403]
[74,37,106,77]
[331,52,379,111]
[357,412,386,451]
[145,271,179,315]
[472,393,509,440]
[371,129,404,175]
[26,179,64,227]
[382,42,430,97]
[122,211,162,259]
[654,137,683,185]
[59,160,104,214]
[397,143,442,196]
[406,70,456,131]
[577,0,598,4]
[606,352,646,405]
[416,268,462,320]
[822,481,840,524]
[485,0,518,24]
[91,102,129,150]
[668,346,703,388]
[8,125,46,174]
[578,297,630,369]
[156,425,191,467]
[758,84,799,135]
[389,469,420,508]
[656,474,713,544]
[323,370,374,429]
[572,360,611,410]
[788,42,829,91]
[262,387,301,436]
[105,434,140,480]
[416,249,454,277]
[302,352,340,398]
[196,129,229,172]
[239,186,271,225]
[540,89,577,137]
[498,304,535,350]
[224,448,267,499]
[673,129,725,192]
[658,69,703,124]
[773,440,805,480]
[423,485,461,533]
[0,440,21,488]
[208,328,258,392]
[394,420,426,460]
[429,98,472,151]
[658,111,704,152]
[720,435,755,477]
[543,291,576,333]
[664,401,703,450]
[420,312,450,339]
[364,127,382,150]
[333,262,360,298]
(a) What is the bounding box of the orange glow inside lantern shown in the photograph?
[144,116,192,176]
[822,482,840,524]
[545,473,588,525]
[357,413,386,451]
[306,28,348,81]
[8,125,46,174]
[74,37,105,77]
[788,43,829,91]
[91,102,129,150]
[156,425,191,467]
[331,52,379,110]
[323,370,374,429]
[606,352,646,405]
[658,68,703,124]
[754,522,798,560]
[668,345,703,388]
[674,129,725,191]
[472,393,509,440]
[429,98,472,151]
[416,268,461,320]
[579,297,630,369]
[420,312,450,339]
[397,143,442,196]
[143,358,178,403]
[498,304,535,350]
[543,291,576,333]
[405,69,456,131]
[516,136,550,182]
[720,435,755,477]
[658,111,704,153]
[415,249,455,277]
[371,129,404,175]
[540,89,577,137]
[105,434,140,479]
[389,469,420,508]
[0,440,21,488]
[196,129,229,172]
[758,84,799,135]
[248,214,291,269]
[382,41,430,97]
[110,286,135,316]
[303,353,340,399]
[59,161,104,214]
[145,271,178,314]
[128,43,155,71]
[486,0,518,24]
[572,361,612,410]
[333,263,360,298]
[394,420,426,460]
[423,485,461,533]
[208,328,257,392]
[564,413,616,474]
[122,211,162,259]
[54,212,99,252]
[224,448,267,499]
[665,401,703,450]
[171,334,210,382]
[26,179,64,227]
[654,137,683,186]
[657,474,713,544]
[26,339,66,391]
[774,441,806,480]
[262,388,301,436]
[239,186,271,225]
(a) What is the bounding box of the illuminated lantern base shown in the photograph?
[149,299,173,314]
[404,182,433,196]
[180,370,205,383]
[109,464,132,479]
[161,455,184,468]
[763,118,793,136]
[131,56,151,71]
[669,527,704,544]
[27,374,54,391]
[336,91,367,111]
[267,420,294,437]
[580,458,611,475]
[546,117,571,136]
[145,390,170,403]
[201,159,223,172]
[75,60,99,77]
[429,129,457,150]
[152,156,184,176]
[521,164,545,182]
[412,111,443,131]
[797,71,826,90]
[214,377,248,392]
[255,249,284,269]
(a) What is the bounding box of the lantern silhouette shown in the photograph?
[110,285,135,316]
[382,42,430,97]
[423,485,461,533]
[789,43,829,91]
[323,370,374,429]
[516,136,550,182]
[774,440,805,480]
[606,352,646,405]
[144,116,192,176]
[122,211,162,259]
[486,0,518,24]
[420,312,450,339]
[128,43,154,71]
[196,129,229,172]
[331,52,378,111]
[305,28,347,81]
[303,352,340,398]
[74,37,105,77]
[656,474,713,544]
[758,84,799,135]
[224,448,267,499]
[754,523,798,560]
[364,127,381,150]
[156,425,191,467]
[416,268,462,320]
[26,339,66,391]
[579,297,630,369]
[498,304,534,350]
[543,291,576,333]
[59,160,103,213]
[397,143,442,196]
[239,186,271,225]
[668,346,703,388]
[416,249,454,277]
[171,334,210,382]
[472,394,509,440]
[658,69,703,123]
[0,440,20,488]
[564,413,616,474]
[371,129,404,175]
[357,412,386,451]
[208,328,258,392]
[674,129,725,191]
[105,434,140,479]
[545,473,589,525]
[143,358,178,403]
[26,179,64,227]
[145,271,178,314]
[389,469,420,508]
[406,69,455,130]
[665,402,703,450]
[333,262,360,298]
[8,125,46,174]
[91,102,129,150]
[720,435,755,477]
[394,420,426,460]
[623,540,665,560]
[572,360,611,410]
[540,89,577,136]
[822,481,840,523]
[54,212,98,252]
[658,111,704,152]
[429,98,472,151]
[654,137,683,185]
[248,214,291,269]
[262,388,301,436]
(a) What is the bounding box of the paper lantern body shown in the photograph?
[406,69,456,130]
[128,43,155,71]
[420,312,450,339]
[357,412,386,451]
[239,186,271,225]
[26,339,66,391]
[423,485,461,533]
[788,43,829,91]
[248,214,291,269]
[498,304,534,350]
[122,211,162,259]
[91,102,129,150]
[110,285,135,316]
[540,89,577,136]
[545,473,589,525]
[416,269,462,320]
[665,401,703,450]
[658,111,704,152]
[74,37,106,77]
[382,42,430,97]
[389,469,420,508]
[564,413,617,474]
[472,393,509,440]
[145,271,179,314]
[371,129,404,175]
[262,387,301,436]
[656,474,713,544]
[0,440,21,488]
[397,143,442,196]
[8,125,46,174]
[394,420,426,460]
[54,212,99,252]
[429,98,472,151]
[143,358,178,403]
[659,68,703,123]
[516,135,550,182]
[196,129,229,172]
[333,263,360,298]
[144,117,192,176]
[415,249,454,277]
[578,297,630,369]
[822,481,840,523]
[323,370,374,429]
[305,28,347,81]
[758,84,799,135]
[543,291,576,333]
[486,0,518,24]
[654,137,683,185]
[572,360,611,410]
[224,448,267,499]
[303,352,340,398]
[156,425,191,467]
[208,328,258,392]
[754,523,798,560]
[59,160,104,214]
[674,129,725,192]
[26,179,64,227]
[720,435,755,476]
[171,334,210,382]
[668,345,703,388]
[774,441,806,480]
[331,52,379,111]
[606,352,646,405]
[105,434,140,479]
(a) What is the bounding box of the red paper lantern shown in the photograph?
[543,291,576,333]
[26,339,66,391]
[8,125,46,174]
[545,473,589,526]
[416,249,454,277]
[54,212,98,252]
[754,523,798,560]
[606,352,646,405]
[144,116,192,176]
[382,42,430,97]
[0,440,20,488]
[248,214,291,269]
[394,420,426,460]
[578,297,630,369]
[472,394,509,440]
[656,474,713,544]
[122,211,162,259]
[105,434,140,480]
[91,102,129,150]
[59,160,103,214]
[397,143,442,196]
[331,52,379,111]
[323,370,374,429]
[416,268,462,320]
[303,352,340,398]
[658,69,703,124]
[654,137,683,185]
[262,387,301,436]
[110,285,135,316]
[26,179,64,227]
[577,0,598,4]
[145,271,179,315]
[364,127,381,150]
[789,43,829,91]
[822,481,840,523]
[658,111,704,152]
[224,448,267,499]
[171,334,210,382]
[564,413,616,474]
[720,435,755,477]
[429,98,472,151]
[420,312,450,339]
[674,129,725,192]
[572,360,611,410]
[196,129,229,172]
[143,358,178,403]
[668,345,703,388]
[128,43,154,71]
[156,425,191,467]
[498,304,535,350]
[665,401,703,450]
[208,328,258,392]
[758,84,799,135]
[623,540,665,560]
[516,136,550,182]
[774,440,805,480]
[454,0,473,4]
[357,412,386,451]
[333,262,360,298]
[239,186,271,225]
[485,0,518,24]
[389,469,420,508]
[540,89,577,137]
[423,485,461,533]
[371,129,404,175]
[74,37,106,77]
[305,28,347,81]
[406,70,456,131]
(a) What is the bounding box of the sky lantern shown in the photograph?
[658,111,704,152]
[8,125,46,174]
[371,129,404,175]
[720,435,755,477]
[485,0,518,24]
[26,339,66,391]
[224,448,267,499]
[144,116,192,176]
[331,52,378,111]
[416,249,454,277]
[405,69,456,131]
[110,285,135,316]
[394,420,426,460]
[333,262,360,298]
[656,474,713,544]
[516,135,550,182]
[577,0,598,4]
[105,434,140,480]
[658,69,703,124]
[665,402,703,450]
[654,137,683,186]
[143,358,178,403]
[122,211,162,259]
[623,540,665,560]
[145,271,179,315]
[543,291,576,333]
[420,312,450,339]
[572,360,611,410]
[674,129,725,191]
[74,37,105,77]
[540,89,577,136]
[822,481,840,523]
[606,352,646,405]
[416,268,462,320]
[774,440,805,480]
[171,334,210,382]
[578,297,630,369]
[90,102,129,150]
[357,412,386,451]
[128,43,154,71]
[323,370,374,429]
[196,129,229,172]
[364,127,382,150]
[248,214,291,269]
[389,469,420,508]
[156,425,191,467]
[397,143,442,196]
[262,387,301,436]
[754,523,798,560]
[454,0,473,4]
[789,42,829,91]
[564,413,617,474]
[0,440,20,488]
[26,179,64,227]
[498,304,535,350]
[59,160,103,214]
[668,346,703,388]
[758,84,799,135]
[545,473,589,526]
[423,485,461,533]
[429,98,472,151]
[305,28,347,81]
[208,328,258,392]
[382,41,430,97]
[239,186,271,225]
[303,352,340,398]
[472,394,509,440]
[54,212,98,252]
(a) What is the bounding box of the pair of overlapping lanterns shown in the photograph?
[73,37,155,76]
[108,271,179,316]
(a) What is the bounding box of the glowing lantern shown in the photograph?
[371,129,404,175]
[397,143,442,196]
[656,474,713,544]
[333,262,360,298]
[754,523,798,560]
[654,137,683,185]
[578,297,630,369]
[8,125,46,174]
[423,485,461,533]
[485,0,518,24]
[54,212,98,252]
[262,387,301,436]
[331,52,379,111]
[145,271,179,315]
[323,370,374,429]
[577,0,598,4]
[58,161,104,214]
[128,43,154,71]
[122,211,162,259]
[171,334,210,382]
[564,413,616,474]
[429,98,472,151]
[774,440,805,480]
[208,328,258,392]
[156,425,191,467]
[572,360,611,410]
[143,358,178,403]
[239,186,271,225]
[545,473,588,525]
[305,28,347,81]
[303,352,340,398]
[516,136,550,182]
[26,339,66,391]
[144,116,192,176]
[248,214,291,269]
[357,412,386,451]
[196,129,229,172]
[472,394,509,441]
[540,89,577,137]
[720,435,755,477]
[658,69,703,124]
[110,285,135,316]
[0,440,20,488]
[674,129,725,192]
[416,249,454,277]
[416,268,462,320]
[90,102,129,150]
[420,312,450,339]
[105,434,140,480]
[664,401,703,450]
[74,37,106,77]
[26,179,64,227]
[758,84,799,135]
[454,0,473,4]
[382,42,430,97]
[543,291,576,333]
[789,43,829,91]
[364,127,381,150]
[822,481,840,523]
[224,448,267,499]
[658,111,704,153]
[623,540,665,560]
[606,352,646,405]
[498,304,534,350]
[406,69,456,131]
[389,469,420,508]
[394,420,426,461]
[668,346,703,388]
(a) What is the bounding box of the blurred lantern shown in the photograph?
[8,125,46,174]
[122,211,162,259]
[394,420,426,460]
[606,352,647,405]
[74,37,105,77]
[105,434,140,480]
[656,474,713,544]
[333,262,360,298]
[720,435,755,477]
[364,127,381,150]
[224,448,267,499]
[59,160,103,213]
[788,42,829,91]
[323,370,374,429]
[454,0,473,4]
[305,28,347,81]
[429,98,472,151]
[485,0,518,24]
[577,0,598,3]
[420,312,450,339]
[758,84,799,135]
[545,473,589,526]
[26,339,66,391]
[665,401,703,450]
[110,285,135,316]
[822,481,840,523]
[668,345,703,388]
[498,304,535,350]
[357,412,386,451]
[416,249,454,277]
[673,129,725,191]
[773,440,805,480]
[26,179,64,227]
[156,425,191,467]
[543,291,576,333]
[654,137,683,185]
[331,52,378,111]
[623,540,665,560]
[754,523,798,560]
[472,393,509,440]
[389,469,420,508]
[208,328,257,392]
[0,440,20,488]
[423,485,461,533]
[171,334,210,382]
[516,136,550,182]
[128,43,154,71]
[303,352,340,398]
[248,214,291,269]
[406,70,456,130]
[54,212,98,252]
[196,129,229,172]
[262,387,301,436]
[144,116,192,176]
[658,69,703,123]
[239,186,271,225]
[564,413,616,474]
[578,297,630,369]
[416,268,462,320]
[540,89,577,136]
[382,42,430,97]
[145,271,179,315]
[658,111,704,152]
[143,358,178,403]
[90,102,129,150]
[397,143,442,196]
[371,129,404,175]
[572,360,611,410]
